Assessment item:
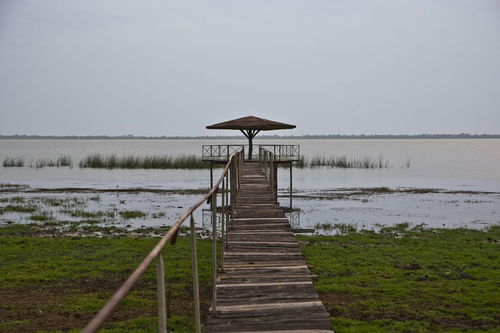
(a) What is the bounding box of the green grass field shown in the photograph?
[299,225,500,332]
[0,225,498,332]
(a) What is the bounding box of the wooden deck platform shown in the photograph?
[206,162,333,333]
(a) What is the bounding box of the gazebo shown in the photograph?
[206,116,296,159]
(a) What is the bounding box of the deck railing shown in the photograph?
[82,148,244,333]
[259,147,278,202]
[202,144,299,162]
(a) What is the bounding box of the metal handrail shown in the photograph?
[82,148,244,333]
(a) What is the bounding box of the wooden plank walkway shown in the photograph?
[206,162,333,333]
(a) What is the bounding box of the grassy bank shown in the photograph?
[0,236,213,332]
[300,225,500,332]
[0,226,498,332]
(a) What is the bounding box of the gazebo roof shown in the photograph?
[206,116,295,131]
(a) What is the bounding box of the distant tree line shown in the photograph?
[0,133,499,140]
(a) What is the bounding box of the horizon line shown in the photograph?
[1,133,500,139]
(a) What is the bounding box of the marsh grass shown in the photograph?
[33,155,73,168]
[29,211,53,221]
[119,210,146,219]
[308,154,389,169]
[59,209,115,219]
[2,157,25,167]
[315,223,357,234]
[78,154,208,169]
[0,204,37,214]
[2,155,72,168]
[3,153,395,170]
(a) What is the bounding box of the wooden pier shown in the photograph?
[82,117,332,333]
[206,162,333,332]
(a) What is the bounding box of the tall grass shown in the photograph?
[32,155,73,168]
[78,154,208,169]
[302,154,389,169]
[2,157,25,167]
[3,153,393,170]
[2,156,72,168]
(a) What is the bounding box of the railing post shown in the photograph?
[273,159,278,202]
[230,158,235,216]
[225,172,230,238]
[259,146,262,169]
[270,153,274,195]
[238,151,242,190]
[221,178,225,271]
[289,161,293,209]
[156,252,167,333]
[234,154,238,191]
[211,191,217,313]
[190,214,201,333]
[263,151,267,177]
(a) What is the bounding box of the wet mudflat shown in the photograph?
[283,187,500,232]
[1,185,498,237]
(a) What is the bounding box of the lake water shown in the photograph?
[1,139,499,231]
[1,138,500,191]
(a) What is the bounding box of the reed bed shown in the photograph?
[3,153,393,170]
[2,157,25,167]
[78,154,209,169]
[33,155,73,168]
[298,154,390,169]
[2,156,73,168]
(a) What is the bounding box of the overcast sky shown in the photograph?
[1,0,499,136]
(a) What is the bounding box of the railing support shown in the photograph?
[221,179,225,271]
[289,161,293,209]
[225,172,230,238]
[211,191,217,313]
[190,214,201,333]
[156,252,167,333]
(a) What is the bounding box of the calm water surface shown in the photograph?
[1,138,499,191]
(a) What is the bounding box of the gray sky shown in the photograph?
[1,0,499,136]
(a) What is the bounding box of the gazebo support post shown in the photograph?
[240,129,260,160]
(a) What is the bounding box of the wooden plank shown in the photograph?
[213,301,325,313]
[225,251,302,257]
[219,273,318,281]
[233,217,289,221]
[217,281,312,288]
[227,330,334,333]
[223,265,309,271]
[228,241,298,245]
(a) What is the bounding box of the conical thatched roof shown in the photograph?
[206,116,295,131]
